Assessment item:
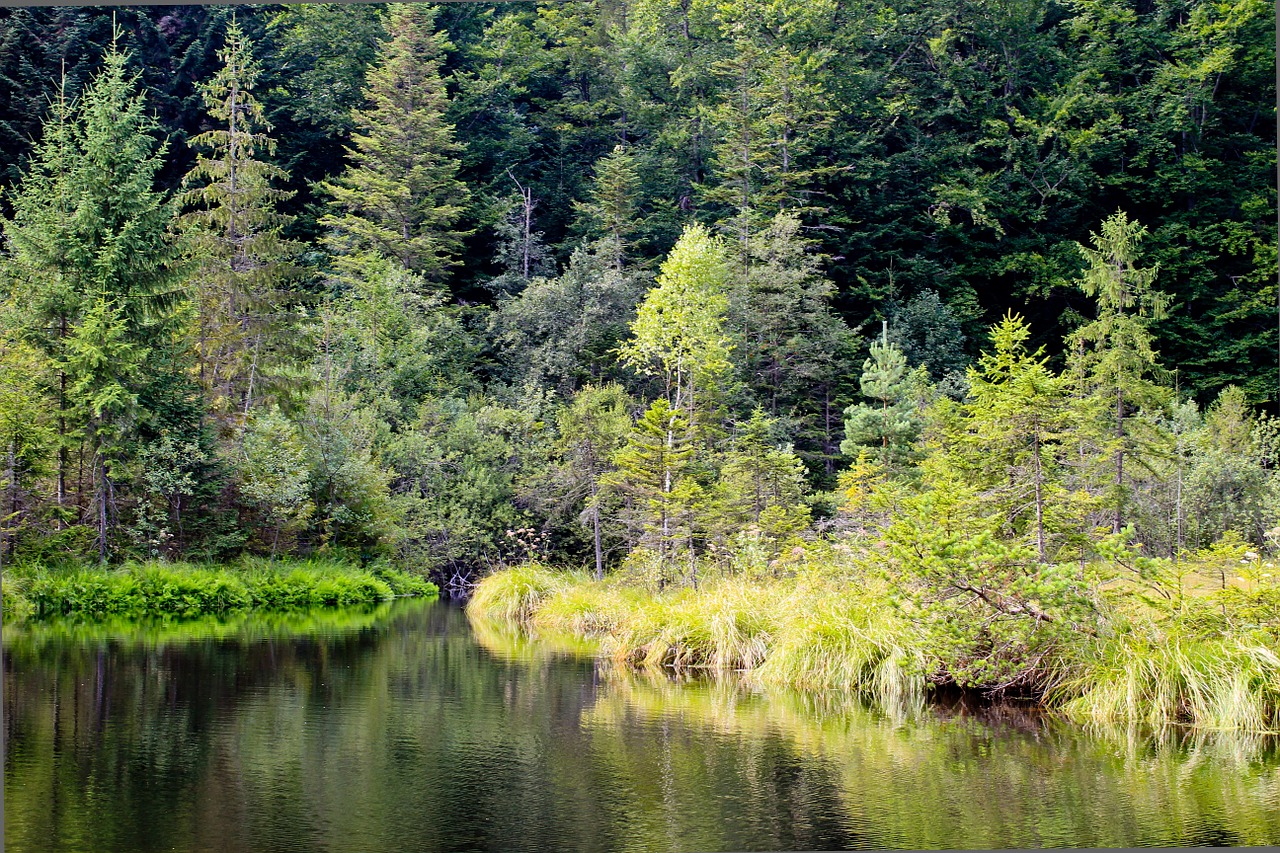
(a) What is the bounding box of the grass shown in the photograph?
[1050,625,1280,732]
[466,562,566,622]
[2,556,437,622]
[470,564,926,712]
[469,556,1280,731]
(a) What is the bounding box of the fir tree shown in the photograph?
[182,17,302,423]
[841,324,924,468]
[1066,211,1172,534]
[321,4,470,281]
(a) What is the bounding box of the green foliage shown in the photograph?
[181,17,303,422]
[493,242,647,396]
[840,328,924,468]
[620,223,734,430]
[10,557,437,621]
[727,211,859,481]
[321,4,470,281]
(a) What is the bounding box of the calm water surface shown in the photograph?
[5,598,1279,852]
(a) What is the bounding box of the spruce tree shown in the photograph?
[1066,211,1172,534]
[182,17,301,423]
[728,211,858,480]
[321,4,470,281]
[3,30,184,540]
[61,297,147,561]
[604,398,699,587]
[960,314,1070,562]
[572,144,647,270]
[841,324,923,469]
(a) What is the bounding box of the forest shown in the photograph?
[0,2,1277,724]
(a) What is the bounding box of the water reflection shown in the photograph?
[6,600,1279,852]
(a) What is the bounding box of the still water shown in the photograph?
[5,598,1279,852]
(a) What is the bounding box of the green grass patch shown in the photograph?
[2,557,437,622]
[467,562,567,622]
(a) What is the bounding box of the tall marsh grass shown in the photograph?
[470,559,1280,731]
[470,565,924,710]
[1051,628,1280,731]
[466,562,567,621]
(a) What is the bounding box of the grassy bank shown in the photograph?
[467,561,1280,731]
[2,557,437,622]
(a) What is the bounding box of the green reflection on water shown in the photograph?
[5,600,1279,852]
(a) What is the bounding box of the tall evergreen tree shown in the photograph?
[841,325,924,469]
[3,31,185,543]
[182,17,301,424]
[1066,211,1172,534]
[321,4,470,282]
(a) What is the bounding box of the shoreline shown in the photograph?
[466,562,1280,733]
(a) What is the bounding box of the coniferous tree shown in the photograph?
[4,31,185,547]
[841,325,924,469]
[604,398,699,587]
[321,4,470,281]
[572,144,647,270]
[61,297,147,561]
[955,314,1072,563]
[728,211,858,480]
[182,17,302,423]
[551,383,633,579]
[1066,211,1172,534]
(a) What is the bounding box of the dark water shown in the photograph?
[5,599,1279,852]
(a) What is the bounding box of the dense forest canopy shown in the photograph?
[0,1,1275,588]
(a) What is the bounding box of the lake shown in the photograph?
[5,598,1279,851]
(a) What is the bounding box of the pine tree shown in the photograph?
[728,211,858,480]
[959,313,1070,562]
[321,4,470,281]
[572,144,647,270]
[2,73,80,525]
[3,30,185,539]
[604,397,699,587]
[181,17,302,423]
[553,383,633,579]
[711,409,811,547]
[61,297,147,561]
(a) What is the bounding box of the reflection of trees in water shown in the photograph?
[6,601,1280,852]
[579,665,1280,848]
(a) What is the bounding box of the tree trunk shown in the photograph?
[1114,387,1124,534]
[1032,423,1045,563]
[591,482,604,582]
